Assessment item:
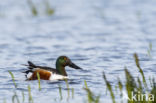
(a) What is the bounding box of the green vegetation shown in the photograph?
[6,53,156,103]
[27,0,38,16]
[147,43,152,58]
[103,72,115,103]
[72,88,74,99]
[45,0,54,16]
[37,72,41,91]
[8,71,17,88]
[28,85,33,103]
[27,0,54,16]
[104,53,156,103]
[22,91,25,103]
[58,84,63,100]
[84,80,100,103]
[8,71,34,103]
[65,80,70,100]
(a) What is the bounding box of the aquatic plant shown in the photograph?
[65,80,70,100]
[147,43,152,58]
[84,80,100,103]
[58,84,63,100]
[103,53,156,103]
[8,71,34,103]
[72,88,74,99]
[27,0,38,16]
[44,0,54,16]
[12,92,20,103]
[134,53,147,88]
[28,85,34,103]
[103,72,116,103]
[22,91,25,103]
[37,72,41,91]
[27,0,54,16]
[8,71,17,88]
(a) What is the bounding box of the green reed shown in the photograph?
[45,0,54,16]
[37,72,41,91]
[22,91,25,103]
[8,71,17,88]
[147,43,152,58]
[84,80,100,103]
[72,88,74,99]
[150,78,156,102]
[58,80,75,101]
[134,53,147,88]
[8,71,21,103]
[103,73,116,103]
[118,77,123,96]
[7,71,35,103]
[103,53,156,103]
[27,0,54,16]
[58,84,63,100]
[12,92,20,103]
[27,0,38,16]
[28,85,33,103]
[65,79,70,100]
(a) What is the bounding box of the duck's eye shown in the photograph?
[64,57,67,61]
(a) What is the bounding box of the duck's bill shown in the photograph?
[69,62,82,69]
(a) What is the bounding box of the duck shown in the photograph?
[23,56,82,81]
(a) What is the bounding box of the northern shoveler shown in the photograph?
[23,56,82,81]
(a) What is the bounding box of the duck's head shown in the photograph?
[56,56,82,76]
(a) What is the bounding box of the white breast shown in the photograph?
[49,73,68,81]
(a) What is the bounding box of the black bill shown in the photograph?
[69,62,82,69]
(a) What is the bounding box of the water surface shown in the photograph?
[0,0,156,103]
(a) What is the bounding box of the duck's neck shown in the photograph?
[56,63,67,76]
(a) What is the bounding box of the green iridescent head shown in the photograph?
[56,56,82,76]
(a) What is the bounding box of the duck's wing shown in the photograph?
[23,61,57,80]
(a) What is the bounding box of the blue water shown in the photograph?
[0,0,156,103]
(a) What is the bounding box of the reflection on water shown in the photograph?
[0,0,156,103]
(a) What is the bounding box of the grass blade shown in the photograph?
[8,71,17,88]
[12,92,20,103]
[27,0,38,16]
[84,80,100,103]
[72,88,74,99]
[58,84,63,100]
[65,80,70,100]
[22,91,25,103]
[134,53,147,88]
[103,72,116,103]
[37,72,41,91]
[28,85,33,103]
[45,0,54,16]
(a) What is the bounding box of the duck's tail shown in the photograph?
[22,61,36,79]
